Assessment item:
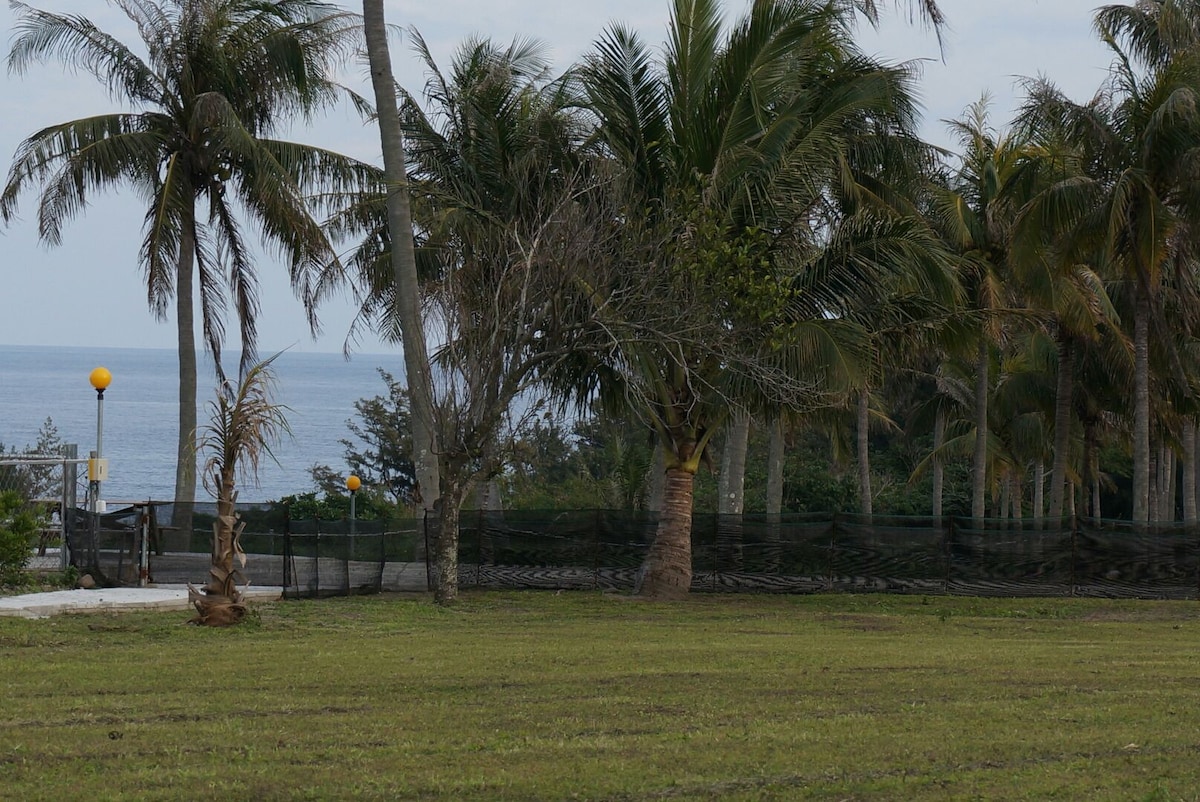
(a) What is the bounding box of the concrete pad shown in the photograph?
[0,585,283,619]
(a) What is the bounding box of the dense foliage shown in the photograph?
[13,0,1200,597]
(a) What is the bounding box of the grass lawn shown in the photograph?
[2,591,1199,801]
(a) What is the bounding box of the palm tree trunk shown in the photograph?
[362,0,440,518]
[1048,334,1073,522]
[1166,445,1177,523]
[172,216,198,531]
[766,415,785,516]
[856,389,872,516]
[432,476,468,605]
[972,341,989,522]
[999,473,1011,522]
[1011,474,1023,523]
[1133,290,1151,523]
[1032,459,1044,527]
[717,413,749,571]
[1149,446,1160,523]
[765,414,784,573]
[1184,421,1197,525]
[646,442,666,514]
[1083,421,1099,522]
[635,464,695,599]
[191,473,246,626]
[718,414,750,515]
[932,406,946,519]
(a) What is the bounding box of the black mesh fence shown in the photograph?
[62,505,1200,600]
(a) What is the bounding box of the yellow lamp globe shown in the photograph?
[346,475,362,493]
[89,367,112,392]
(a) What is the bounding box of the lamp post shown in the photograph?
[88,367,111,566]
[346,474,361,536]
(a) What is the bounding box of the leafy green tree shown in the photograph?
[0,418,65,501]
[3,1,367,520]
[334,32,604,602]
[310,369,416,507]
[0,491,39,584]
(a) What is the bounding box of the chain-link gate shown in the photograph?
[0,445,84,572]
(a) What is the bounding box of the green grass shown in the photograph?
[2,592,1199,801]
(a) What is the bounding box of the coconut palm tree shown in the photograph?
[572,0,951,598]
[190,354,289,626]
[1010,43,1200,523]
[328,32,600,602]
[2,0,366,521]
[360,0,440,519]
[1009,96,1124,523]
[929,99,1037,523]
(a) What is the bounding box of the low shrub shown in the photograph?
[0,490,39,583]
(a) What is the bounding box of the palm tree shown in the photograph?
[930,99,1034,523]
[1012,39,1200,523]
[2,0,365,521]
[330,33,599,602]
[190,354,289,626]
[360,0,440,519]
[575,0,951,598]
[1009,99,1123,524]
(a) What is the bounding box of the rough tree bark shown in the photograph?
[362,0,439,516]
[635,464,697,600]
[932,406,945,520]
[1184,421,1197,526]
[718,414,750,516]
[362,0,446,597]
[856,389,872,516]
[766,415,785,517]
[972,341,989,522]
[172,216,198,531]
[1133,290,1150,523]
[1048,334,1073,522]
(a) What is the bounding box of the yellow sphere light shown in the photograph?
[346,475,362,492]
[89,366,112,391]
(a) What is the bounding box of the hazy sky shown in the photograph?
[0,0,1114,358]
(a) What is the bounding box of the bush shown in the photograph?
[0,491,39,583]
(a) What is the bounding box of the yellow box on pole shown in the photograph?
[88,458,109,482]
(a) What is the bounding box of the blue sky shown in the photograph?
[0,0,1113,357]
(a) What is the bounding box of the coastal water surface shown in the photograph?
[0,344,400,502]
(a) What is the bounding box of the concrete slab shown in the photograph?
[0,585,283,619]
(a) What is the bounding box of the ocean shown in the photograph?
[0,344,400,503]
